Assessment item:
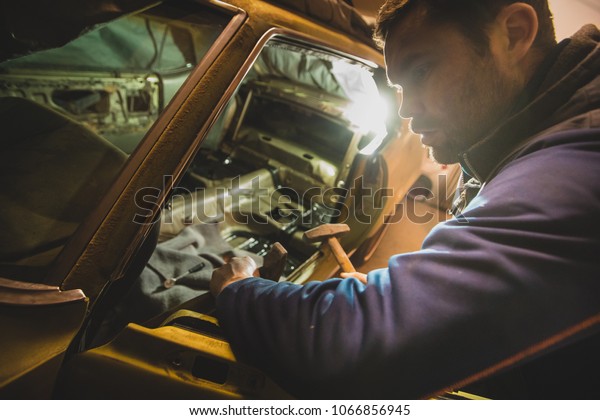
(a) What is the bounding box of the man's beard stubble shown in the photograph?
[425,57,520,165]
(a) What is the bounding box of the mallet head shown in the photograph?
[304,223,350,243]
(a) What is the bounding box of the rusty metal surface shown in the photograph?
[262,0,374,45]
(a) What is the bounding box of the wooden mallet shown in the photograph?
[304,223,364,283]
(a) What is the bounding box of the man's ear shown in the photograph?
[498,2,539,62]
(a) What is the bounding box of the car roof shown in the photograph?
[1,0,377,63]
[261,0,375,47]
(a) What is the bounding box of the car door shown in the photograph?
[0,0,244,397]
[0,278,87,398]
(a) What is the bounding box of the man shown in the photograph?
[210,0,600,399]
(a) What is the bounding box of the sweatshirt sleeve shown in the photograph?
[215,132,600,399]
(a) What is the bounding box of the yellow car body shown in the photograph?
[0,0,425,398]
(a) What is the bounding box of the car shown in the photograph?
[0,0,438,399]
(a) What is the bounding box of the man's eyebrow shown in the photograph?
[387,51,427,87]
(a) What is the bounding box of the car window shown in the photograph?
[159,38,392,278]
[0,2,231,282]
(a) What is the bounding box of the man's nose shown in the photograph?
[397,88,424,120]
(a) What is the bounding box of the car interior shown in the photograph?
[0,3,397,348]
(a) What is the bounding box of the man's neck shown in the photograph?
[504,42,566,118]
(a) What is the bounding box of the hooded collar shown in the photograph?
[459,24,600,183]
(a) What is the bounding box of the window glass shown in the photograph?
[160,38,390,278]
[241,93,354,166]
[0,2,230,280]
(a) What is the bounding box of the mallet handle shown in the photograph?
[327,237,357,275]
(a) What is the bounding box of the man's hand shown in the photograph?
[340,271,368,284]
[210,256,258,297]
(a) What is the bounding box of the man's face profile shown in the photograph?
[384,9,521,164]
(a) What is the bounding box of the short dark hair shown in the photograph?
[374,0,556,54]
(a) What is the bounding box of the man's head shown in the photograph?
[376,1,557,164]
